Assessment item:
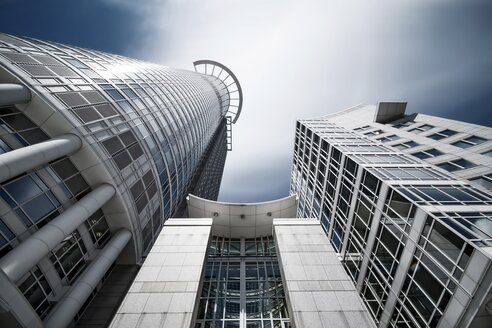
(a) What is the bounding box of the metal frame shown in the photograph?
[193,60,243,124]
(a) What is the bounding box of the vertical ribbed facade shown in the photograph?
[0,33,240,327]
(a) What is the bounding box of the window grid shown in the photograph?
[17,266,53,319]
[393,141,419,150]
[393,121,415,129]
[196,237,290,328]
[392,250,457,328]
[0,173,61,229]
[433,212,492,247]
[452,136,487,149]
[409,124,434,133]
[377,134,401,143]
[50,231,88,283]
[410,148,443,160]
[370,167,448,181]
[354,154,414,164]
[470,174,492,189]
[364,129,384,137]
[428,129,457,141]
[418,216,473,280]
[436,158,476,172]
[397,185,492,206]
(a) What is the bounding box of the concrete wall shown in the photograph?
[109,219,212,328]
[273,219,375,328]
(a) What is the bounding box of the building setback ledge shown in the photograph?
[164,218,213,226]
[273,218,320,226]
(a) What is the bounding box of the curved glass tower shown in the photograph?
[0,33,242,327]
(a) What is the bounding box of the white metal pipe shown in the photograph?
[0,84,31,106]
[0,133,82,183]
[0,184,116,283]
[44,229,131,328]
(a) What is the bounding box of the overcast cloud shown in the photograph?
[4,0,492,203]
[113,0,492,202]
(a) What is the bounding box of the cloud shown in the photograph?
[101,0,492,202]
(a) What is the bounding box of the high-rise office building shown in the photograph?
[0,34,241,328]
[290,102,492,328]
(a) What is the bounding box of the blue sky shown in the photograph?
[1,0,492,202]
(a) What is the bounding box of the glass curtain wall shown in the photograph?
[196,236,291,328]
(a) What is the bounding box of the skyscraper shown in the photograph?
[0,34,242,327]
[290,102,492,327]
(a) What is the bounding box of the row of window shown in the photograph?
[357,122,491,158]
[0,104,112,318]
[0,33,230,256]
[293,120,489,328]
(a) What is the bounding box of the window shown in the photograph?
[17,266,54,319]
[384,190,416,229]
[0,219,15,257]
[354,125,371,132]
[372,167,446,181]
[377,134,400,143]
[419,216,473,278]
[356,154,411,164]
[393,141,419,150]
[396,255,454,327]
[0,174,60,228]
[397,186,492,205]
[50,231,87,283]
[428,129,458,140]
[409,124,434,133]
[360,171,381,201]
[470,174,492,189]
[0,138,12,154]
[84,210,110,247]
[393,120,414,128]
[482,149,492,157]
[436,158,476,172]
[0,106,49,145]
[197,236,290,328]
[66,58,89,69]
[452,136,487,149]
[343,145,387,152]
[411,148,443,160]
[364,129,384,136]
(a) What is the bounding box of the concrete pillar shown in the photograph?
[0,133,82,183]
[0,84,31,106]
[0,184,116,283]
[273,219,375,327]
[44,229,132,328]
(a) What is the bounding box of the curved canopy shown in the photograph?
[186,194,297,238]
[193,60,243,124]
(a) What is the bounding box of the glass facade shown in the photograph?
[0,33,232,253]
[0,105,110,314]
[290,114,492,328]
[196,236,290,328]
[0,33,239,326]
